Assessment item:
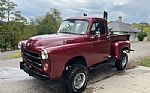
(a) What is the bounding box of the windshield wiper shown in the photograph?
[59,32,78,35]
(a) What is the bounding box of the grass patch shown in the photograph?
[138,57,150,67]
[7,51,21,59]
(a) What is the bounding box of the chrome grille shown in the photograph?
[23,49,42,68]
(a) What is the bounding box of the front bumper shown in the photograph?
[20,62,49,80]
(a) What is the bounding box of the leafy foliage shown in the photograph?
[35,9,62,35]
[131,23,150,41]
[0,0,62,51]
[137,32,147,41]
[0,0,17,21]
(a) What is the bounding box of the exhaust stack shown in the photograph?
[103,11,108,20]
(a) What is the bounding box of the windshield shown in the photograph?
[58,20,88,35]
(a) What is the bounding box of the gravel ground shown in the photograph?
[128,41,150,61]
[0,41,150,93]
[0,50,21,68]
[86,66,150,93]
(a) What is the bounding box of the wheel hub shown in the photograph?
[73,73,86,89]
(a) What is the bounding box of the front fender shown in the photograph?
[45,43,92,79]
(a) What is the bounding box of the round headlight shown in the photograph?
[18,42,22,49]
[41,49,48,59]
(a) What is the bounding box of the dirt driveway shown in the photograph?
[0,41,150,93]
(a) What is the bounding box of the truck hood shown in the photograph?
[26,33,87,49]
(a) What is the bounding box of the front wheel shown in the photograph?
[115,53,128,71]
[63,64,89,93]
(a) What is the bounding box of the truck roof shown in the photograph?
[65,16,107,22]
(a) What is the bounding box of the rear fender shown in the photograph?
[111,41,130,60]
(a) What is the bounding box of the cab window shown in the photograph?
[91,22,105,35]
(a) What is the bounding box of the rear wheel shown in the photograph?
[115,53,128,71]
[63,64,89,93]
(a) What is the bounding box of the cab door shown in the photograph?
[90,21,111,64]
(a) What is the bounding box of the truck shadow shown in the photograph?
[88,61,116,84]
[24,61,123,93]
[14,63,124,93]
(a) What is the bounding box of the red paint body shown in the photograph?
[20,17,131,79]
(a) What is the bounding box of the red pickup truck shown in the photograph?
[19,13,131,93]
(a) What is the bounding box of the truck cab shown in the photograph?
[19,15,131,93]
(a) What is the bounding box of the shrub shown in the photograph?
[137,32,147,41]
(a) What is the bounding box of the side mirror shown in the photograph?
[91,31,100,39]
[109,28,112,31]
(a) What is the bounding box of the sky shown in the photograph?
[10,0,150,23]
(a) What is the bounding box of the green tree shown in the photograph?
[0,0,17,21]
[137,32,147,41]
[8,11,27,49]
[5,0,17,22]
[0,1,62,51]
[0,0,27,50]
[36,8,62,35]
[131,23,150,41]
[0,0,6,21]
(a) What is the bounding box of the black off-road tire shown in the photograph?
[63,64,89,93]
[115,53,128,71]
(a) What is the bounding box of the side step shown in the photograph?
[89,59,115,70]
